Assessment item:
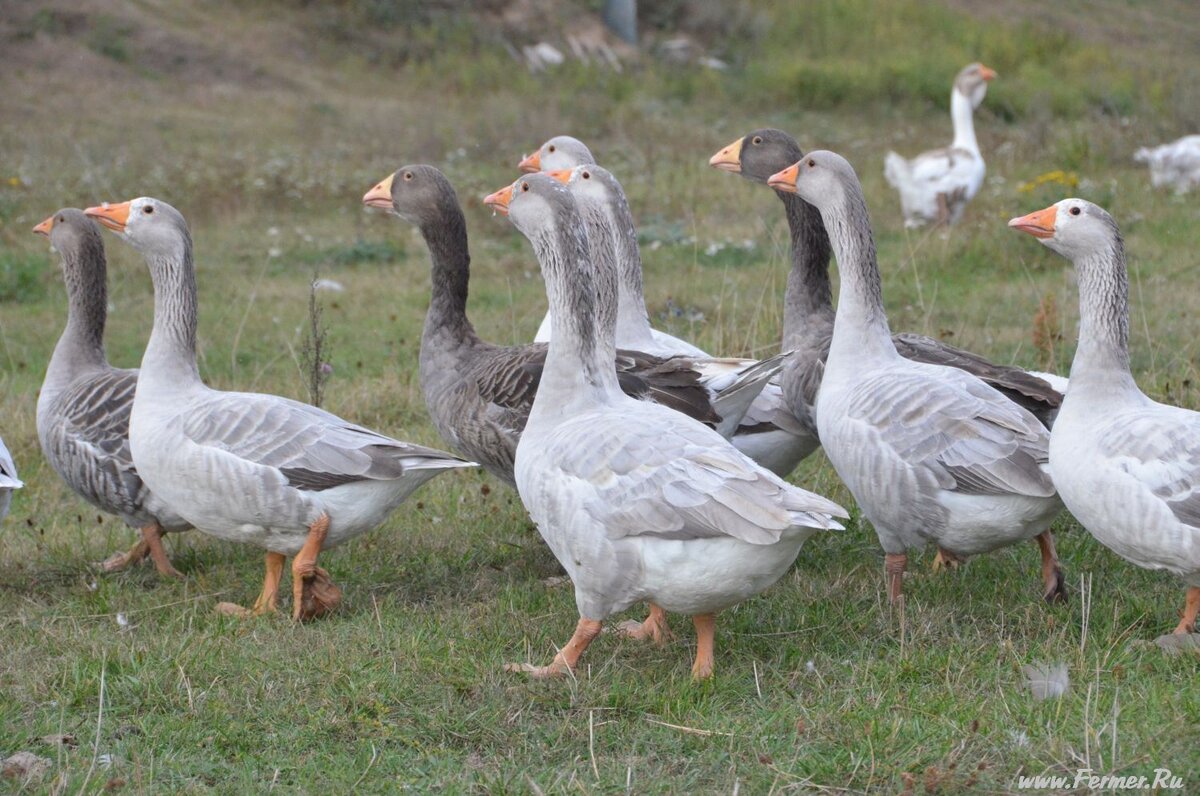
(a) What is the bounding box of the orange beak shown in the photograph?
[517,149,541,173]
[980,65,998,81]
[766,163,800,194]
[1007,206,1057,239]
[708,137,744,173]
[363,173,395,209]
[32,214,54,237]
[84,201,132,232]
[544,169,572,185]
[483,184,515,215]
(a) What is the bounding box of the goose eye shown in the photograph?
[57,215,64,224]
[404,172,413,181]
[752,136,763,145]
[1069,206,1081,216]
[143,206,154,214]
[521,182,529,192]
[582,171,590,179]
[548,145,556,153]
[807,159,816,168]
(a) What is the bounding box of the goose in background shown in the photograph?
[1134,135,1200,194]
[884,63,996,227]
[1010,199,1200,636]
[485,174,846,680]
[518,135,595,176]
[769,152,1065,604]
[85,198,474,620]
[362,166,778,486]
[0,436,21,524]
[33,209,189,577]
[709,129,1065,436]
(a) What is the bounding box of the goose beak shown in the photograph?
[32,215,54,237]
[544,169,572,185]
[1008,206,1057,239]
[84,201,132,232]
[766,163,800,194]
[517,149,541,173]
[362,173,395,209]
[708,137,744,173]
[980,65,998,81]
[483,184,514,215]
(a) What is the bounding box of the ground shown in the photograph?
[1,0,1199,792]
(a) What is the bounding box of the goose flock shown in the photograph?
[7,61,1199,680]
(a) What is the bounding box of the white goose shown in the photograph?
[1134,135,1200,194]
[0,435,21,524]
[769,152,1064,603]
[33,208,190,576]
[1010,199,1200,635]
[484,174,846,680]
[884,63,996,227]
[84,198,475,620]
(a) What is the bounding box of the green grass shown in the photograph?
[2,0,1200,791]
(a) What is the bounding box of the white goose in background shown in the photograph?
[484,174,847,680]
[84,198,474,621]
[1134,135,1200,194]
[1010,199,1200,636]
[884,63,996,227]
[769,152,1065,604]
[33,208,190,577]
[0,436,22,524]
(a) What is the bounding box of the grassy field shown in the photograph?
[2,0,1200,791]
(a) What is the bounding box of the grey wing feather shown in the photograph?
[1099,409,1200,528]
[0,436,20,489]
[850,368,1056,498]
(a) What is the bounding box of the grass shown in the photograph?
[2,0,1200,791]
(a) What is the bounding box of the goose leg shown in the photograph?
[932,548,965,572]
[1036,531,1067,603]
[885,553,908,604]
[505,617,603,678]
[1173,587,1200,635]
[617,602,672,645]
[691,613,717,680]
[140,523,182,578]
[217,552,285,617]
[98,538,151,573]
[291,513,341,622]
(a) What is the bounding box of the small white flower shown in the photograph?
[268,247,282,258]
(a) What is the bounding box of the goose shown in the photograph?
[1134,135,1200,194]
[0,436,21,523]
[883,63,996,227]
[537,162,821,475]
[1010,199,1200,635]
[710,128,1066,434]
[84,198,475,620]
[517,134,595,176]
[33,209,190,577]
[361,166,779,487]
[768,152,1065,603]
[484,173,847,679]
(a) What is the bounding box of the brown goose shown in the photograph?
[709,128,1064,438]
[362,166,777,487]
[33,209,189,577]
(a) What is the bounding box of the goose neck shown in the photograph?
[778,191,836,351]
[821,190,896,362]
[419,206,477,345]
[1068,240,1137,395]
[45,247,109,395]
[605,195,656,346]
[950,89,979,153]
[142,242,201,387]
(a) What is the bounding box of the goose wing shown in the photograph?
[0,435,21,489]
[906,146,979,192]
[1097,407,1200,529]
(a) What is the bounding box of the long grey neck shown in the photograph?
[822,187,896,363]
[950,89,979,153]
[1068,236,1137,395]
[578,203,620,346]
[606,191,655,345]
[778,191,836,351]
[142,236,202,387]
[532,222,620,405]
[45,243,110,397]
[418,204,479,347]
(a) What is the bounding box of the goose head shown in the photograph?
[709,128,805,185]
[484,173,575,236]
[84,197,190,259]
[33,207,104,254]
[1008,199,1119,259]
[954,62,997,109]
[517,135,595,173]
[362,164,457,226]
[766,150,859,211]
[543,163,623,214]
